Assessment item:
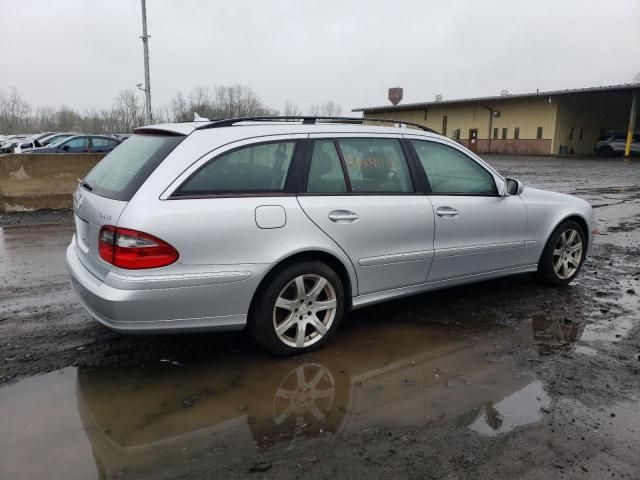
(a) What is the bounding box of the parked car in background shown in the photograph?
[13,132,56,153]
[0,135,29,153]
[37,132,77,147]
[66,116,595,356]
[595,132,640,156]
[23,135,121,154]
[110,133,132,142]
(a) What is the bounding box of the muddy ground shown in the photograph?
[1,155,639,480]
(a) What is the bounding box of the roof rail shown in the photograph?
[193,116,437,133]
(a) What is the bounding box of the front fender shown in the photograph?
[520,187,594,265]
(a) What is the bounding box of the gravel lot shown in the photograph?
[1,155,639,480]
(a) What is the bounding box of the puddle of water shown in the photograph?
[0,320,553,480]
[531,315,584,354]
[466,381,550,436]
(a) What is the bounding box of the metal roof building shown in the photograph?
[354,84,640,156]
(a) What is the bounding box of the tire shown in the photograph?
[536,220,586,286]
[598,146,614,157]
[249,261,345,356]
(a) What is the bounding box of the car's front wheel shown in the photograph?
[537,220,586,286]
[249,261,345,356]
[598,145,614,157]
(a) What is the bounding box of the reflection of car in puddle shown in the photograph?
[271,363,336,434]
[75,319,579,478]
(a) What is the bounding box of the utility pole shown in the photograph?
[140,0,152,125]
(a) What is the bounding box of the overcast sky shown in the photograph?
[1,0,639,113]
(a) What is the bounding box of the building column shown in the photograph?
[625,91,638,157]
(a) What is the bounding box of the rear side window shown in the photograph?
[175,141,295,195]
[91,137,109,147]
[411,140,497,196]
[306,140,347,193]
[337,138,412,193]
[84,134,184,201]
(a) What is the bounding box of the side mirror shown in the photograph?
[504,178,524,196]
[61,145,70,151]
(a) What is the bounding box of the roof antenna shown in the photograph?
[193,112,210,122]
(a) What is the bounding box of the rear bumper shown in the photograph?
[65,243,260,333]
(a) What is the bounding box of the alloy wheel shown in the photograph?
[552,228,583,280]
[272,274,337,348]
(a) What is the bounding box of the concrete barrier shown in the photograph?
[0,153,106,212]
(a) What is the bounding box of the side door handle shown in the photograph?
[328,210,359,223]
[435,206,459,218]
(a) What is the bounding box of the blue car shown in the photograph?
[22,135,121,154]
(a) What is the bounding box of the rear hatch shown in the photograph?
[73,133,185,280]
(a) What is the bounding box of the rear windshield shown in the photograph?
[84,134,184,201]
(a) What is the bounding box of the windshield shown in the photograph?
[84,134,184,201]
[44,135,72,146]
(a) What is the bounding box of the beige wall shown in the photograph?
[365,97,557,155]
[0,153,104,212]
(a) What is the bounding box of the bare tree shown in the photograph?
[188,87,216,119]
[0,85,287,134]
[35,106,57,131]
[0,87,31,133]
[153,104,171,124]
[56,106,82,132]
[283,101,303,116]
[170,90,190,122]
[308,101,343,117]
[111,89,145,132]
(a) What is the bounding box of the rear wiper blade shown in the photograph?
[79,179,93,191]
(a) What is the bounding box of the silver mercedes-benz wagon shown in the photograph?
[66,117,594,355]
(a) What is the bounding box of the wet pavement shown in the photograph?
[1,155,640,479]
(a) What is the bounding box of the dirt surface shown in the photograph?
[1,155,640,479]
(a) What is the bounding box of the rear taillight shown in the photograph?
[98,226,179,269]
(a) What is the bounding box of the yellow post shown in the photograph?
[625,91,638,157]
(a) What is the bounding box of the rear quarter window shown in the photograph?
[173,141,296,196]
[84,134,184,201]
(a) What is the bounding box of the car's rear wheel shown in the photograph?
[536,220,586,286]
[249,261,345,356]
[598,146,614,157]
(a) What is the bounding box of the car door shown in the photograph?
[90,136,110,153]
[297,135,435,296]
[60,136,89,153]
[406,136,526,283]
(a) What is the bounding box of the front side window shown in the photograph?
[337,138,412,193]
[176,141,295,195]
[306,140,347,193]
[411,140,497,196]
